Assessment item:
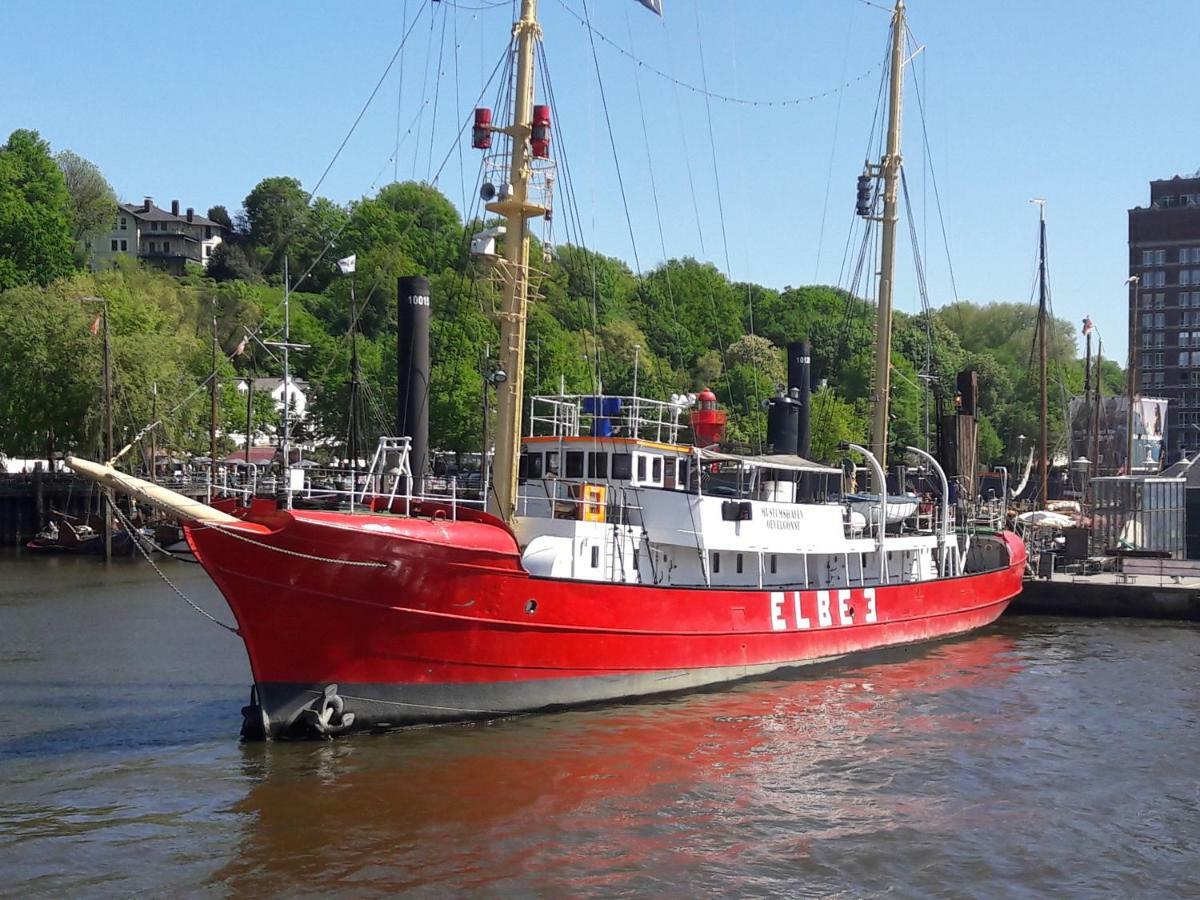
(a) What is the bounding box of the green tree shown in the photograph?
[809,386,865,462]
[242,176,311,276]
[55,149,117,265]
[206,204,233,231]
[0,129,75,289]
[207,242,261,283]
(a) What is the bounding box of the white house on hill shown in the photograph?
[91,197,226,275]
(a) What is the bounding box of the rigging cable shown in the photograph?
[426,3,451,182]
[580,0,642,274]
[311,0,431,199]
[813,2,859,281]
[554,0,883,109]
[623,5,685,374]
[394,0,410,182]
[412,3,440,177]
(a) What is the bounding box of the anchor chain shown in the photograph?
[108,498,240,635]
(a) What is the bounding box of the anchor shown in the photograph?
[301,684,356,737]
[240,684,270,741]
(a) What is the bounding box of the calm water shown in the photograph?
[0,550,1197,898]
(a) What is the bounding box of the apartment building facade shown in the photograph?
[1128,174,1200,459]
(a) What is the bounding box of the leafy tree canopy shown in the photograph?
[0,129,75,290]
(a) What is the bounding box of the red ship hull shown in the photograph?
[185,502,1026,738]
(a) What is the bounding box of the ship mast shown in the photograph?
[870,0,906,488]
[487,0,545,524]
[1033,199,1049,506]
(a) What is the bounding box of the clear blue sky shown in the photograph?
[3,0,1195,366]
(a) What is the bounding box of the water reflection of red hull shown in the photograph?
[214,634,1022,893]
[185,500,1025,737]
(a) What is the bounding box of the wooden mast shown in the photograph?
[870,0,906,488]
[487,0,545,524]
[1034,200,1049,507]
[150,382,158,484]
[210,299,219,488]
[102,298,114,561]
[1092,336,1102,482]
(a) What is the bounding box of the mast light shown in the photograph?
[472,108,493,149]
[532,104,551,159]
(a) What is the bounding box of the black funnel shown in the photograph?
[787,340,812,458]
[397,275,431,478]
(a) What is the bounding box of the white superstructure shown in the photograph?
[511,393,964,590]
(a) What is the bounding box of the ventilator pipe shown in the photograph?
[906,445,950,577]
[847,443,888,584]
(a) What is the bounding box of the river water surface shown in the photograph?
[1,549,1197,897]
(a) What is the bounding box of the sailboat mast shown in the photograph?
[488,0,542,524]
[348,275,361,484]
[1035,202,1049,506]
[210,299,219,487]
[102,298,114,562]
[1092,338,1102,482]
[870,0,906,486]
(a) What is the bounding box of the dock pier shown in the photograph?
[1013,570,1200,621]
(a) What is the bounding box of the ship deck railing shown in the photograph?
[527,393,691,444]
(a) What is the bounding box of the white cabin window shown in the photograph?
[770,554,777,574]
[712,551,720,574]
[545,451,559,475]
[651,457,663,484]
[590,545,600,568]
[636,454,647,482]
[736,553,744,574]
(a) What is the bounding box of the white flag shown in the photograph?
[336,254,357,274]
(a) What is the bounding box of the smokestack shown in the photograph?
[765,390,800,456]
[143,196,152,212]
[787,340,812,458]
[171,199,180,216]
[397,275,432,481]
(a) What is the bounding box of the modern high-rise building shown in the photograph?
[1128,174,1200,460]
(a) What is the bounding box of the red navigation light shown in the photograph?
[690,388,727,447]
[531,104,551,159]
[472,108,493,150]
